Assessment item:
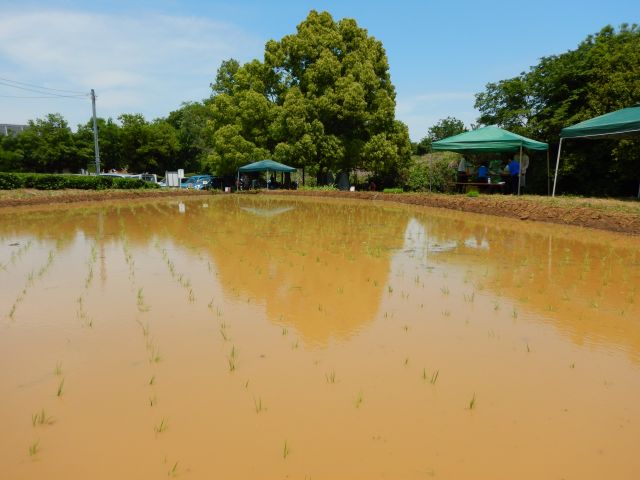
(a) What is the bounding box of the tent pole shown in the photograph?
[546,149,550,196]
[518,144,523,195]
[552,138,563,197]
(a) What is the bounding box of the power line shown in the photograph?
[0,80,88,98]
[0,76,87,95]
[0,93,87,99]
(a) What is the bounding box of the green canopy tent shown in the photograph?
[432,126,549,195]
[552,104,640,198]
[237,159,296,189]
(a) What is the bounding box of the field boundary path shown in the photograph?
[265,190,640,236]
[0,189,209,208]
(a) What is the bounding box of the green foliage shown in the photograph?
[415,117,467,155]
[382,188,403,193]
[0,173,159,190]
[475,24,640,196]
[466,190,480,197]
[407,154,457,192]
[298,185,338,191]
[206,10,411,179]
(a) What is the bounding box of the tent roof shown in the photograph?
[560,104,640,139]
[238,159,296,173]
[431,125,548,153]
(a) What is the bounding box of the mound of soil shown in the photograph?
[266,190,640,236]
[0,189,210,208]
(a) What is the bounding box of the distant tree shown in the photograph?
[428,117,467,142]
[17,114,79,172]
[75,118,123,171]
[415,117,467,156]
[166,102,213,173]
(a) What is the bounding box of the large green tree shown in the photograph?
[475,24,640,196]
[206,10,411,183]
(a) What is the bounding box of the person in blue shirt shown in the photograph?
[507,157,520,194]
[477,163,489,183]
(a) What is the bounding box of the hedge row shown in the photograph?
[0,173,160,190]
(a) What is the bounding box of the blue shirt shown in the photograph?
[477,165,489,179]
[507,160,520,176]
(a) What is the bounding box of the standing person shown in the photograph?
[507,156,520,194]
[457,156,468,193]
[477,163,489,183]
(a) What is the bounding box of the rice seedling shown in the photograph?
[464,292,475,303]
[441,286,450,295]
[28,440,40,457]
[168,461,179,477]
[355,391,364,408]
[404,357,409,366]
[54,362,63,377]
[430,370,439,385]
[228,357,236,372]
[468,393,476,410]
[229,345,236,359]
[137,288,150,312]
[422,368,427,381]
[244,380,250,389]
[283,440,290,459]
[324,370,336,383]
[149,375,156,386]
[31,409,54,427]
[511,307,518,319]
[526,343,531,353]
[442,310,451,317]
[149,347,162,364]
[254,397,264,413]
[154,418,168,434]
[56,378,65,397]
[291,339,299,349]
[570,363,576,369]
[493,301,500,311]
[220,328,228,342]
[403,324,409,332]
[388,285,394,294]
[281,327,288,336]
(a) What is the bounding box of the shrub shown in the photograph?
[407,154,457,192]
[0,173,160,190]
[298,185,338,191]
[382,188,403,193]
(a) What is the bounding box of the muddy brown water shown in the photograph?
[1,195,639,480]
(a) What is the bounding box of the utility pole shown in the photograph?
[91,89,101,174]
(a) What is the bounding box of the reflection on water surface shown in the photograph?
[1,195,639,479]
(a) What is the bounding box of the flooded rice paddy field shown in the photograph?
[1,195,639,480]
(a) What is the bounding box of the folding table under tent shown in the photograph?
[553,104,640,198]
[432,125,549,195]
[237,159,297,189]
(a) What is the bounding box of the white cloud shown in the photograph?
[396,92,478,141]
[0,8,262,127]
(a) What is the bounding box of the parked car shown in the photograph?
[180,175,213,189]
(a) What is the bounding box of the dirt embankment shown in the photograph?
[0,188,210,208]
[265,190,640,236]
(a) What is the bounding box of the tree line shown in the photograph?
[1,16,638,195]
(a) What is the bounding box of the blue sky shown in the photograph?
[1,0,638,140]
